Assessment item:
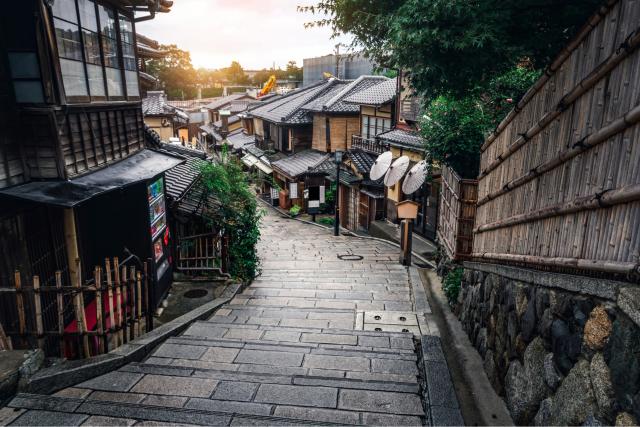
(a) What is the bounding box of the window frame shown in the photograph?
[50,0,140,104]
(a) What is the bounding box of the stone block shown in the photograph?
[338,389,424,415]
[82,415,137,426]
[303,354,370,372]
[254,384,338,408]
[200,347,240,363]
[223,329,264,340]
[430,405,464,426]
[152,344,206,360]
[11,410,88,426]
[261,331,301,343]
[211,380,259,401]
[424,361,459,408]
[185,397,272,416]
[274,405,360,424]
[77,371,144,392]
[234,349,303,367]
[130,375,218,398]
[87,390,146,404]
[301,333,357,345]
[140,394,188,408]
[361,412,423,426]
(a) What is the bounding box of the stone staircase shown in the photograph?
[5,309,427,426]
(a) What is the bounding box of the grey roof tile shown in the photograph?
[271,150,329,178]
[344,78,397,106]
[377,128,425,151]
[204,93,250,111]
[347,149,378,174]
[142,91,189,120]
[226,130,256,151]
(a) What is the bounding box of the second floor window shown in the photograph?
[52,0,139,102]
[361,115,391,139]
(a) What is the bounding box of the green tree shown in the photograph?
[285,60,303,81]
[223,61,250,85]
[199,152,262,282]
[146,44,198,99]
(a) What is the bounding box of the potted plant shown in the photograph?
[289,205,301,217]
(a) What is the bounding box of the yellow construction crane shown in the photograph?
[258,75,276,97]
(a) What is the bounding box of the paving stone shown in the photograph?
[315,301,356,310]
[171,359,239,371]
[87,391,146,404]
[371,358,419,375]
[390,336,415,350]
[307,312,354,321]
[274,405,360,425]
[234,349,303,367]
[358,336,391,348]
[279,318,328,329]
[246,316,281,326]
[361,412,423,426]
[236,364,308,376]
[223,328,264,340]
[424,361,459,408]
[152,344,206,360]
[303,354,370,372]
[182,324,227,339]
[185,397,272,416]
[77,371,144,392]
[261,330,301,342]
[0,407,26,425]
[130,375,218,398]
[308,369,346,378]
[82,415,137,426]
[9,395,82,413]
[211,381,258,401]
[301,333,357,345]
[346,371,418,384]
[338,389,425,415]
[294,377,419,393]
[11,410,88,426]
[430,405,464,426]
[214,308,232,316]
[200,347,240,363]
[53,387,92,399]
[77,402,231,426]
[254,384,338,408]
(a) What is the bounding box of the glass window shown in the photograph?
[105,67,123,97]
[52,0,78,23]
[8,52,40,79]
[101,36,119,68]
[118,15,134,44]
[82,29,101,64]
[78,0,97,31]
[361,116,369,138]
[121,41,136,70]
[87,63,105,97]
[98,5,117,39]
[125,70,140,97]
[54,18,83,60]
[60,58,88,96]
[13,81,45,104]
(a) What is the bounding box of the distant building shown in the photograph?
[303,53,376,86]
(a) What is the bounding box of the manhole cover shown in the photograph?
[337,254,364,261]
[184,289,208,299]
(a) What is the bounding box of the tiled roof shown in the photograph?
[213,115,241,128]
[377,128,425,151]
[204,93,250,111]
[142,91,189,121]
[271,150,329,178]
[157,142,207,160]
[347,149,377,174]
[344,77,397,106]
[165,157,208,201]
[250,80,340,125]
[226,130,255,151]
[309,156,360,185]
[304,76,389,113]
[244,143,265,159]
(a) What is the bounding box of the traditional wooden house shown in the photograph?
[0,0,179,311]
[271,150,329,210]
[142,90,189,142]
[136,34,165,94]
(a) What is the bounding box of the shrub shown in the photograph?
[289,205,301,216]
[199,150,262,282]
[318,217,334,226]
[442,267,463,305]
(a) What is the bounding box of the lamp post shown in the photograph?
[396,200,420,266]
[333,150,343,236]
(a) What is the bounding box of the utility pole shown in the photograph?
[334,43,341,79]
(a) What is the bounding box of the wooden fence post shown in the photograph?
[114,257,123,347]
[33,276,44,350]
[74,259,90,358]
[129,266,136,339]
[121,266,128,343]
[136,271,142,337]
[0,321,12,351]
[14,271,26,347]
[55,271,64,357]
[94,267,104,355]
[144,261,152,332]
[104,259,114,353]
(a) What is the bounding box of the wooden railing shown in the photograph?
[176,232,229,276]
[0,257,150,359]
[351,135,389,154]
[437,165,478,261]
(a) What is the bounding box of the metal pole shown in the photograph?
[334,167,340,236]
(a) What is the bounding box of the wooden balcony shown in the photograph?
[351,135,389,154]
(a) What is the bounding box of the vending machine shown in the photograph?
[147,175,172,306]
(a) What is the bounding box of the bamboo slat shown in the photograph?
[33,276,44,350]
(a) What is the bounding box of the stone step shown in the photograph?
[228,295,412,312]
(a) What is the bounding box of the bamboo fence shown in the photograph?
[473,0,640,278]
[176,232,229,276]
[0,257,150,359]
[438,165,478,260]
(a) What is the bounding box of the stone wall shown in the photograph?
[458,262,640,426]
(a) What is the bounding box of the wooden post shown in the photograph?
[221,234,229,273]
[129,266,136,339]
[14,271,26,346]
[55,271,65,357]
[399,219,413,266]
[144,261,152,332]
[136,271,142,337]
[114,257,123,347]
[94,267,104,355]
[121,266,128,343]
[0,322,11,351]
[33,276,44,350]
[104,259,114,353]
[73,259,90,358]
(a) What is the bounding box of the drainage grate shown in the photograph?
[183,289,208,299]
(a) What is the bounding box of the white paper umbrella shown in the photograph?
[402,160,429,195]
[369,151,393,181]
[384,155,410,187]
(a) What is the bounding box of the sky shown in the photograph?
[136,0,352,70]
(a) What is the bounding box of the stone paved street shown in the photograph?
[5,210,460,426]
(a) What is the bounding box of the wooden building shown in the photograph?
[142,90,189,142]
[0,0,179,312]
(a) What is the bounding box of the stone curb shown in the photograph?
[256,196,436,269]
[420,335,464,426]
[21,283,241,395]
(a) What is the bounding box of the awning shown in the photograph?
[0,149,184,208]
[361,188,385,199]
[242,154,259,168]
[255,160,273,175]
